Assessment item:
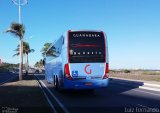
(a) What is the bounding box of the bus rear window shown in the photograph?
[69,31,105,63]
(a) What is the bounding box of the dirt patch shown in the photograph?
[0,75,52,113]
[109,70,160,82]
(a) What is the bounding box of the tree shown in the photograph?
[13,41,34,73]
[24,42,35,72]
[5,22,25,80]
[34,59,43,68]
[34,62,39,67]
[41,43,52,57]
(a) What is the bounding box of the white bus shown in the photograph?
[44,30,109,90]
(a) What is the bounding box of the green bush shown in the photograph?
[124,69,131,73]
[0,66,8,72]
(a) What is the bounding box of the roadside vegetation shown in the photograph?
[5,22,25,80]
[33,42,52,71]
[110,69,160,82]
[142,71,160,75]
[13,41,35,73]
[4,22,34,78]
[34,59,43,68]
[41,42,52,57]
[0,63,19,72]
[34,42,53,68]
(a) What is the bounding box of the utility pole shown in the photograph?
[12,0,28,80]
[12,0,28,23]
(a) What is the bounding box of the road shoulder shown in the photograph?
[110,77,160,92]
[0,75,52,113]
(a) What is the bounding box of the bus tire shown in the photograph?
[55,76,59,90]
[55,76,64,92]
[53,75,55,87]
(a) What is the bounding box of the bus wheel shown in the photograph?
[55,76,59,90]
[53,76,56,87]
[55,76,63,92]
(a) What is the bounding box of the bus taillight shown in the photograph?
[64,64,72,80]
[103,63,109,79]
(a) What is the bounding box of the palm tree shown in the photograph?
[34,59,43,68]
[13,41,35,73]
[41,43,52,57]
[41,42,57,67]
[34,61,39,67]
[24,42,35,72]
[5,22,25,80]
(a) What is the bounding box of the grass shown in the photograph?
[142,71,160,75]
[109,69,160,82]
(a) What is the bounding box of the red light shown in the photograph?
[103,63,109,79]
[73,44,99,48]
[64,64,72,80]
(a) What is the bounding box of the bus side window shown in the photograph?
[46,45,57,60]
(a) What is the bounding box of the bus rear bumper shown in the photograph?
[63,78,109,90]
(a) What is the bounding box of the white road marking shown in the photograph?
[36,75,70,113]
[139,86,160,92]
[133,89,160,97]
[37,80,57,113]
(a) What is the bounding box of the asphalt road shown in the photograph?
[36,74,160,113]
[0,72,17,85]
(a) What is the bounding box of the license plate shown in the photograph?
[84,82,92,86]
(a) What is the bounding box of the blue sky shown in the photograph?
[0,0,160,69]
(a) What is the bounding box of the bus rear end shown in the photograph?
[63,30,109,89]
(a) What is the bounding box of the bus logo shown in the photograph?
[84,64,92,74]
[72,71,78,77]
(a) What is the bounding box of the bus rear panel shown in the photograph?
[63,31,109,89]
